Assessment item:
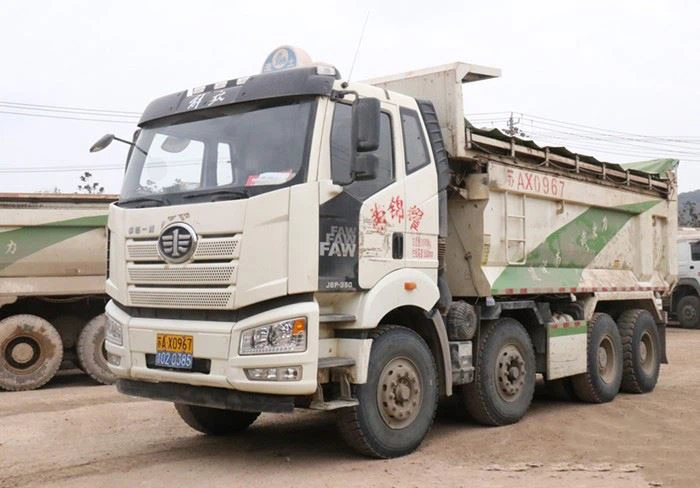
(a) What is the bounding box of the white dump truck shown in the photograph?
[665,227,700,328]
[0,193,116,390]
[95,47,677,458]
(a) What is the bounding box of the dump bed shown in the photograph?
[0,193,116,301]
[369,64,678,298]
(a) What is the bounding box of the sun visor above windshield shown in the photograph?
[139,67,337,126]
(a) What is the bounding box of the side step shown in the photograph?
[310,357,358,411]
[319,314,356,323]
[318,357,355,369]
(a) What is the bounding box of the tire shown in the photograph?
[0,314,63,391]
[677,295,700,329]
[571,313,623,403]
[617,309,661,393]
[460,318,536,426]
[174,403,260,435]
[336,325,438,458]
[77,314,116,385]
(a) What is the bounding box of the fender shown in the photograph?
[354,268,439,328]
[346,269,453,395]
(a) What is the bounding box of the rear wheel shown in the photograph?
[0,314,63,391]
[571,313,622,403]
[77,314,116,385]
[175,403,260,435]
[336,325,438,458]
[460,318,536,426]
[677,295,700,329]
[617,309,660,393]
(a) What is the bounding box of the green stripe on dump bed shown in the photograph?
[492,200,659,293]
[548,324,588,337]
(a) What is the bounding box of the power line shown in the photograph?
[0,100,140,116]
[0,110,137,124]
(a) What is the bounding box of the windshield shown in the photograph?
[120,99,317,204]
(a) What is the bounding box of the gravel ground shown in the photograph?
[1,328,698,488]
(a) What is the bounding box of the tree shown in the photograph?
[77,171,104,194]
[680,200,700,228]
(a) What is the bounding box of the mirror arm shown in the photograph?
[113,136,148,156]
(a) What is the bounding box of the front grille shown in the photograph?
[128,288,233,309]
[127,235,241,261]
[127,263,237,285]
[126,234,240,310]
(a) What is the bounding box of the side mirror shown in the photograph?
[89,134,115,153]
[351,153,379,181]
[351,97,380,153]
[347,97,380,183]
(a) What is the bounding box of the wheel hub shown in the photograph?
[684,305,697,321]
[378,357,422,429]
[3,336,41,371]
[598,346,609,371]
[597,335,617,384]
[639,341,648,362]
[496,345,526,402]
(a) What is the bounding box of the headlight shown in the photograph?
[239,318,306,355]
[105,316,123,346]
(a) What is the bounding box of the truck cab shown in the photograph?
[668,229,700,328]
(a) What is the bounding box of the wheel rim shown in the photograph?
[377,357,423,430]
[597,335,617,384]
[682,304,697,322]
[495,344,526,402]
[639,330,657,375]
[4,335,42,372]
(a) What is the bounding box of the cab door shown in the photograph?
[318,100,404,291]
[399,106,440,276]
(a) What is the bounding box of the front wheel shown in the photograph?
[677,295,700,329]
[336,325,438,458]
[175,403,260,435]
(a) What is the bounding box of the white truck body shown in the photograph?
[103,48,677,457]
[665,228,700,328]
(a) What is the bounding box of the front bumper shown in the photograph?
[117,379,294,413]
[105,299,319,396]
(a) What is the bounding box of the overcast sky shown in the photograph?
[1,0,698,194]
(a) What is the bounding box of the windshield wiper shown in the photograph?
[182,189,250,201]
[118,196,170,208]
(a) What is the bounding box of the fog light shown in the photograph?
[105,316,123,346]
[107,352,121,366]
[245,366,302,381]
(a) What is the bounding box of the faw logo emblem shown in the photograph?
[320,225,356,258]
[158,222,198,264]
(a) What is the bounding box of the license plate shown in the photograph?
[155,333,193,370]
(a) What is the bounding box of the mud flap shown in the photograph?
[546,320,588,380]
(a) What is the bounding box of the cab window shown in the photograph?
[691,241,700,261]
[400,108,431,174]
[330,103,394,201]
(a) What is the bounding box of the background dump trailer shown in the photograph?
[0,193,115,390]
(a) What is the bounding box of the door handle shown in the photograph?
[392,232,404,259]
[691,265,695,270]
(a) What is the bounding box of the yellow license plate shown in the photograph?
[156,333,193,354]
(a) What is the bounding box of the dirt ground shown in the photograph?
[1,328,699,488]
